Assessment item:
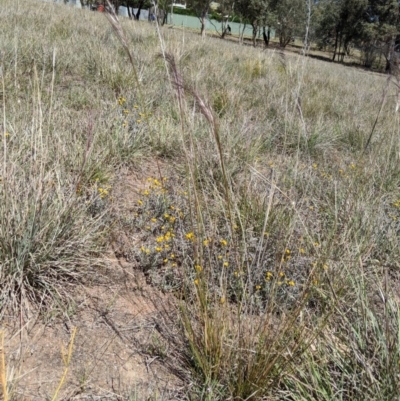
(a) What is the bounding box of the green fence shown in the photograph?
[168,14,275,39]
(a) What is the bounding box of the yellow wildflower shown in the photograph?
[155,247,162,252]
[195,265,203,272]
[185,232,195,240]
[223,262,229,267]
[194,279,199,285]
[220,239,228,246]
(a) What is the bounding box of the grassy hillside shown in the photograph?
[1,0,400,400]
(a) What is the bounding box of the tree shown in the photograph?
[216,0,235,39]
[186,0,214,38]
[315,0,400,68]
[364,0,400,70]
[236,0,270,47]
[269,0,307,48]
[153,0,172,25]
[315,0,369,62]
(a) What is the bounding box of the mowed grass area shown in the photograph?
[1,0,400,400]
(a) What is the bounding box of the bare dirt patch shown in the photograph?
[2,163,184,401]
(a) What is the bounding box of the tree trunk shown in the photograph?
[332,29,339,61]
[221,25,227,39]
[135,0,144,20]
[338,31,343,62]
[113,0,120,15]
[252,23,257,47]
[263,26,270,47]
[241,23,246,45]
[127,5,132,19]
[201,14,206,38]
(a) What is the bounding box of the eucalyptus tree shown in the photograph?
[269,0,307,47]
[186,0,214,38]
[235,0,270,47]
[315,0,368,61]
[215,0,235,38]
[365,0,400,70]
[315,0,400,67]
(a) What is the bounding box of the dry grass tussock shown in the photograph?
[1,0,400,399]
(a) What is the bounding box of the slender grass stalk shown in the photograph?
[0,332,8,401]
[51,327,77,401]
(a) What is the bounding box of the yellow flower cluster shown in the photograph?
[185,232,195,241]
[98,184,112,199]
[156,230,174,243]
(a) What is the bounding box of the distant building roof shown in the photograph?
[173,2,186,8]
